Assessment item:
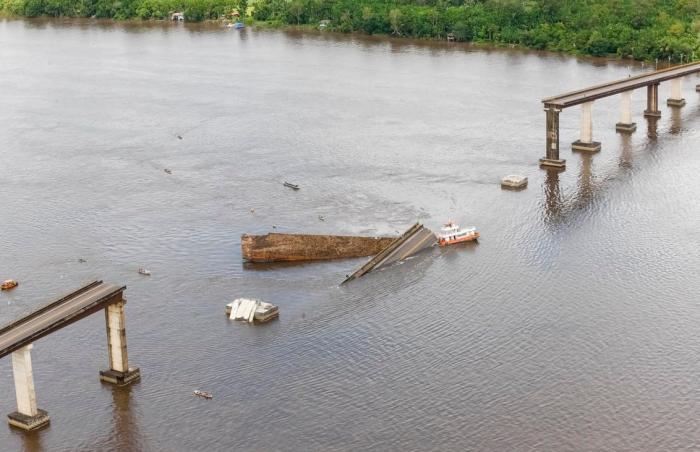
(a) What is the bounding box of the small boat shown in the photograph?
[164,168,172,174]
[226,298,279,323]
[234,21,245,29]
[283,181,300,190]
[437,221,479,247]
[1,279,18,290]
[138,268,151,276]
[194,390,213,399]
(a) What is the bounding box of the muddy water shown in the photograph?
[1,19,700,451]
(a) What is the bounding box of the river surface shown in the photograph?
[1,18,700,452]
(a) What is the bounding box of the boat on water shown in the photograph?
[194,390,213,399]
[1,279,18,290]
[283,181,300,190]
[226,298,279,323]
[437,221,479,247]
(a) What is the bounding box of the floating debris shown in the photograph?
[176,135,183,140]
[283,181,300,190]
[437,221,479,247]
[138,268,151,276]
[1,279,19,291]
[318,215,325,221]
[250,208,255,214]
[78,258,87,263]
[194,390,213,399]
[164,168,172,175]
[226,298,279,323]
[501,175,528,189]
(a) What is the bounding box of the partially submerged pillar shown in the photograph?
[644,83,661,117]
[539,107,566,170]
[99,299,140,385]
[572,101,601,152]
[615,91,636,133]
[696,83,700,93]
[667,78,686,107]
[7,345,50,431]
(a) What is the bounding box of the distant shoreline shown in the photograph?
[0,14,681,68]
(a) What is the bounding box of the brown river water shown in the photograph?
[1,18,700,452]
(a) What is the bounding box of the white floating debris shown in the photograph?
[226,298,279,323]
[501,175,528,189]
[194,390,212,399]
[138,268,151,276]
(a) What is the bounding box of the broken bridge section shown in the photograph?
[0,281,139,431]
[342,223,437,284]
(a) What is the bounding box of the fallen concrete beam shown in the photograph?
[241,233,396,262]
[342,223,436,284]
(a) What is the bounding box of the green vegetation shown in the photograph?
[0,0,247,22]
[2,0,700,61]
[253,0,700,61]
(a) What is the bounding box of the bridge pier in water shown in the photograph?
[539,107,566,170]
[572,101,601,152]
[2,281,140,431]
[8,345,50,431]
[539,62,700,170]
[644,83,661,117]
[100,299,140,385]
[667,78,686,107]
[616,91,637,133]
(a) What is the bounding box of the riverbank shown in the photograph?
[2,0,699,62]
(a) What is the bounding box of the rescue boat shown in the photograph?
[437,221,479,246]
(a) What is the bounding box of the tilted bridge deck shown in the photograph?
[543,61,700,109]
[0,281,125,359]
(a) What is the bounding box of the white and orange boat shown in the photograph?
[437,221,479,246]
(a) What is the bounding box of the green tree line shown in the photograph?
[3,0,700,60]
[0,0,246,21]
[253,0,700,61]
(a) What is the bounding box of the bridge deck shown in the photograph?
[543,61,700,109]
[0,281,125,359]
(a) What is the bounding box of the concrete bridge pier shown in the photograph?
[99,300,140,386]
[7,345,50,431]
[572,101,601,152]
[539,107,566,170]
[696,83,700,92]
[616,91,637,133]
[644,83,662,117]
[667,78,686,107]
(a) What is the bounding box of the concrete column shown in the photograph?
[7,345,50,431]
[539,107,566,170]
[644,83,661,117]
[696,84,700,92]
[572,101,601,152]
[100,300,140,385]
[667,78,686,107]
[13,345,38,416]
[616,91,637,133]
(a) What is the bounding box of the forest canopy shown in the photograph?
[2,0,700,60]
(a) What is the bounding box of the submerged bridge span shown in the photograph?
[540,61,700,170]
[0,281,139,431]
